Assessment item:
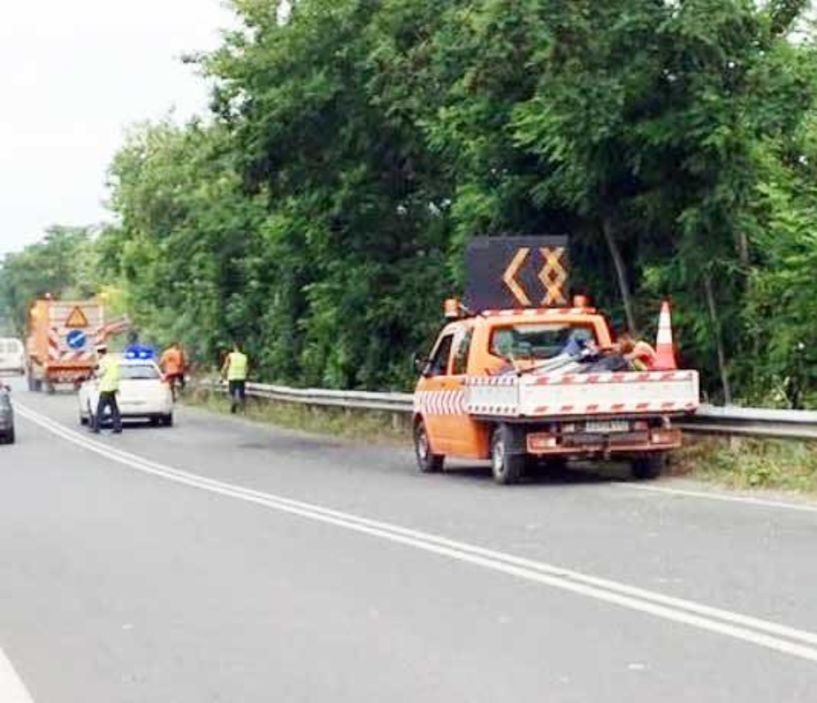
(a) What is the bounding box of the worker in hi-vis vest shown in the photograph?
[92,344,122,433]
[221,342,248,413]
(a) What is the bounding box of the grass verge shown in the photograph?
[673,436,817,495]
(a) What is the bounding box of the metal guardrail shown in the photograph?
[204,381,817,441]
[677,405,817,441]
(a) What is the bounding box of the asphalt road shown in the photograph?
[1,377,817,701]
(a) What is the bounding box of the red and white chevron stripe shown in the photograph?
[464,403,518,415]
[465,376,517,387]
[481,307,596,318]
[532,371,695,386]
[414,390,467,416]
[530,401,698,416]
[47,328,60,360]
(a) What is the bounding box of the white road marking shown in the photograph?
[16,403,817,664]
[618,481,817,514]
[0,647,35,703]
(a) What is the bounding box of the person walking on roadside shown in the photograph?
[160,341,187,400]
[221,342,248,413]
[91,344,122,434]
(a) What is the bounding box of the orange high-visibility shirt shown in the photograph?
[160,348,183,375]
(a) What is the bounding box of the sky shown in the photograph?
[0,0,236,256]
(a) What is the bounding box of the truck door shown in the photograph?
[445,326,485,457]
[416,331,456,455]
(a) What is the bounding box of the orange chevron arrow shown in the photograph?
[502,247,531,306]
[538,246,568,306]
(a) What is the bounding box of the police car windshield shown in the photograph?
[490,323,597,361]
[120,364,160,380]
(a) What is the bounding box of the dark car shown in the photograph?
[0,386,14,444]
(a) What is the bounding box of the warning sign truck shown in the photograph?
[412,237,699,484]
[26,298,106,392]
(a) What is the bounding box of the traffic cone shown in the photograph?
[653,300,677,371]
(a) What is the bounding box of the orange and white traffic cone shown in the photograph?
[653,300,677,371]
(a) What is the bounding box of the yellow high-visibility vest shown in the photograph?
[98,355,121,393]
[226,352,248,381]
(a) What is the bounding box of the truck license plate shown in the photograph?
[585,420,629,434]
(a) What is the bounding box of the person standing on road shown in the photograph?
[221,342,248,414]
[91,345,122,434]
[160,341,187,400]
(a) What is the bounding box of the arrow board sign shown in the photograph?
[465,236,569,311]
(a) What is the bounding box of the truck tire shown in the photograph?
[414,419,443,473]
[631,453,667,480]
[162,414,174,427]
[491,426,524,485]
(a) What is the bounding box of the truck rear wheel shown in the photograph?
[631,453,667,480]
[491,426,524,485]
[414,419,443,473]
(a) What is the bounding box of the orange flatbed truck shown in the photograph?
[412,237,699,484]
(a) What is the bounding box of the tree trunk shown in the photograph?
[704,272,732,404]
[736,230,750,268]
[602,216,637,335]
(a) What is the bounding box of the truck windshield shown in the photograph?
[490,323,597,361]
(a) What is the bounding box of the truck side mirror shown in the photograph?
[413,352,429,376]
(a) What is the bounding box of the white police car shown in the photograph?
[78,357,174,427]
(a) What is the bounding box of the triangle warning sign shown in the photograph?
[65,306,89,328]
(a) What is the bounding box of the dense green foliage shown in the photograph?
[0,227,102,333]
[2,0,817,405]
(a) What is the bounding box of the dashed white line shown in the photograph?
[16,402,817,664]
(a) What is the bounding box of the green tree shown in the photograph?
[0,226,97,333]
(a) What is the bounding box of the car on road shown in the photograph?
[0,337,25,376]
[0,385,15,444]
[78,357,174,427]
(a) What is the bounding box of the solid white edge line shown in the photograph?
[0,647,35,703]
[15,403,817,664]
[617,481,817,514]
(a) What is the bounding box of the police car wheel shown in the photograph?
[491,427,523,485]
[414,420,443,473]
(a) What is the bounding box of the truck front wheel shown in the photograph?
[631,453,667,480]
[414,419,444,473]
[491,426,524,485]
